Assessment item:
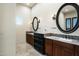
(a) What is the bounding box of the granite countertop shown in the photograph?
[45,36,79,46]
[27,33,34,35]
[26,32,46,35]
[26,32,79,46]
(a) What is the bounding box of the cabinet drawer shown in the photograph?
[53,40,74,50]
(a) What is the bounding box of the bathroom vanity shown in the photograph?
[26,33,34,46]
[26,32,45,54]
[26,32,79,56]
[45,36,79,56]
[45,38,74,56]
[44,3,79,56]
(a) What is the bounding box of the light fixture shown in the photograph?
[38,19,40,23]
[65,9,69,12]
[52,14,56,20]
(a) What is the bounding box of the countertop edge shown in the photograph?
[45,36,79,46]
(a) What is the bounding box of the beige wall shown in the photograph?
[59,12,65,30]
[16,4,32,44]
[0,3,32,56]
[0,3,16,55]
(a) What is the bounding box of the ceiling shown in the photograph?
[62,5,76,14]
[18,3,37,8]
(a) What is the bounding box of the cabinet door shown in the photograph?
[26,34,30,43]
[45,39,53,56]
[53,45,62,56]
[53,40,74,56]
[62,48,74,56]
[26,34,34,46]
[75,45,79,56]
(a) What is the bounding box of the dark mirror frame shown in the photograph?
[56,3,79,34]
[32,17,39,31]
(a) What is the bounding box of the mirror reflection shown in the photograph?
[58,5,78,31]
[33,18,38,30]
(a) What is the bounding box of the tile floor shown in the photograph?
[16,42,42,56]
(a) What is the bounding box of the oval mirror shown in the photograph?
[32,17,39,31]
[56,3,79,33]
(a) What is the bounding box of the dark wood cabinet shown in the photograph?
[45,39,74,56]
[62,47,74,56]
[34,33,45,54]
[45,39,53,56]
[53,45,62,56]
[75,45,79,56]
[26,33,79,56]
[53,40,74,56]
[26,33,34,46]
